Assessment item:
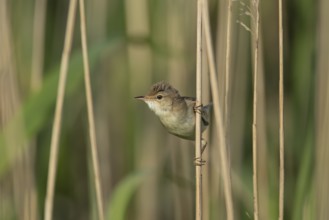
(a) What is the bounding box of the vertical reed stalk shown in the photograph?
[195,0,203,219]
[44,1,77,220]
[315,1,329,219]
[252,0,260,219]
[224,0,232,136]
[202,0,234,219]
[31,0,47,90]
[79,0,105,220]
[278,0,285,219]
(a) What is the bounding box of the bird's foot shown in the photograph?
[193,104,204,114]
[194,157,206,166]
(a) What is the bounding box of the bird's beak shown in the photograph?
[134,96,145,101]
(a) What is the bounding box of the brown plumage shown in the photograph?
[147,81,179,96]
[135,81,211,140]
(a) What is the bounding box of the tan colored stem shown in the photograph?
[79,0,105,220]
[44,1,78,220]
[195,0,203,219]
[278,0,285,218]
[202,0,234,219]
[252,1,260,220]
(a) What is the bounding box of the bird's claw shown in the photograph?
[194,104,203,114]
[194,157,206,166]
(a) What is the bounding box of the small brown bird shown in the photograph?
[135,81,211,153]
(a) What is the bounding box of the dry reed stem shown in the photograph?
[31,0,47,90]
[0,3,37,220]
[44,0,78,220]
[79,0,105,220]
[30,2,47,217]
[195,0,203,219]
[252,0,260,219]
[202,0,234,219]
[278,0,285,219]
[224,0,232,137]
[316,0,329,218]
[201,34,210,220]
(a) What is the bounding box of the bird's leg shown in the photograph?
[194,138,207,166]
[201,138,207,154]
[194,104,206,166]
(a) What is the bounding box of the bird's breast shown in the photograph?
[158,110,196,140]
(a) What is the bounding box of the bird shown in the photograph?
[135,81,211,155]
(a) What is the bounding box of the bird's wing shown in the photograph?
[201,103,212,126]
[183,97,212,126]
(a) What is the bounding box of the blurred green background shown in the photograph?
[1,0,328,219]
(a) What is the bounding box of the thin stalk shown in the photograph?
[252,0,260,219]
[278,0,285,218]
[195,0,203,219]
[44,0,78,220]
[79,0,105,220]
[315,0,329,219]
[224,0,232,135]
[31,0,47,90]
[202,1,234,219]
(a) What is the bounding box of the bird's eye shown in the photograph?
[156,95,163,100]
